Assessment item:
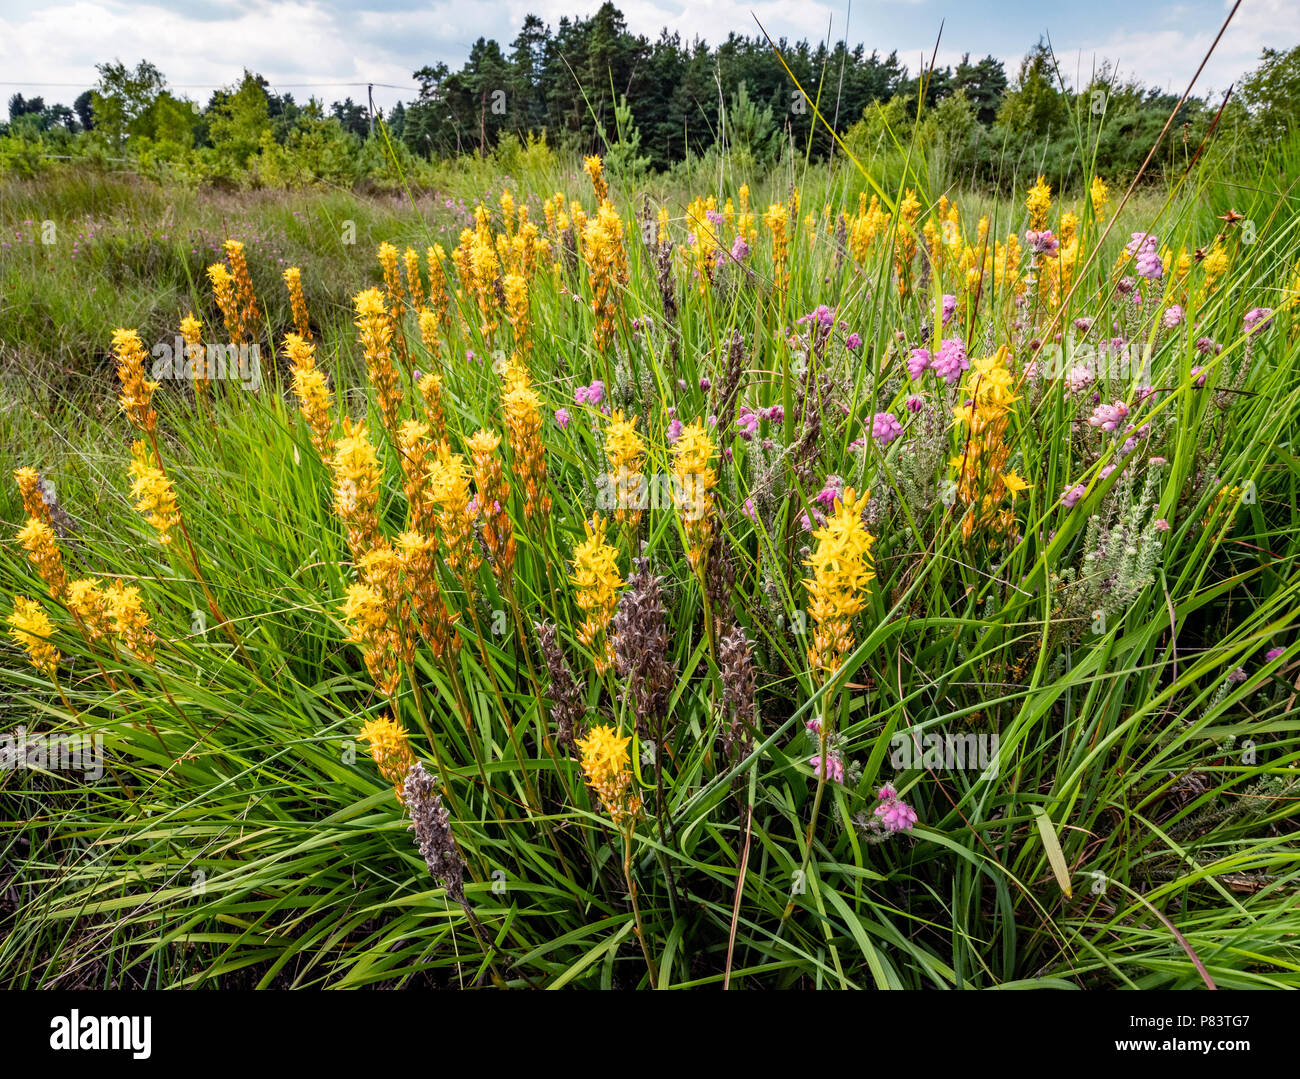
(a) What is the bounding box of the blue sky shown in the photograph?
[0,0,1293,112]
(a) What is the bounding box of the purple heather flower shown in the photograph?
[810,752,845,784]
[1194,336,1220,355]
[872,411,903,445]
[1089,400,1130,432]
[666,418,683,443]
[1066,365,1095,395]
[907,348,931,380]
[742,498,757,523]
[1244,307,1274,334]
[1074,317,1095,334]
[1162,304,1184,328]
[1154,518,1170,531]
[797,304,835,329]
[763,404,785,423]
[730,235,749,260]
[904,394,923,413]
[1135,250,1164,279]
[574,386,589,405]
[1121,423,1151,455]
[874,784,918,832]
[942,293,957,325]
[1265,647,1285,662]
[931,338,969,385]
[736,408,760,441]
[845,332,862,351]
[1099,464,1117,480]
[1125,232,1158,257]
[813,476,844,510]
[1190,366,1207,387]
[586,380,605,404]
[1026,229,1059,256]
[1227,667,1247,684]
[554,407,571,430]
[1061,483,1087,509]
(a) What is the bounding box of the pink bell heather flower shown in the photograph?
[907,348,931,380]
[1135,385,1157,405]
[811,752,845,784]
[736,408,759,441]
[1066,365,1094,395]
[942,293,957,325]
[872,411,903,445]
[699,376,711,390]
[1026,229,1059,256]
[1135,249,1163,279]
[805,717,822,735]
[1088,400,1130,432]
[1074,317,1095,334]
[742,497,757,523]
[574,385,589,405]
[1154,518,1170,531]
[666,417,683,443]
[1099,463,1116,480]
[1265,646,1285,662]
[845,332,862,350]
[1194,336,1220,355]
[1121,423,1150,454]
[554,407,571,430]
[1244,307,1274,334]
[799,509,826,531]
[762,404,785,423]
[797,304,836,330]
[904,394,923,413]
[1125,232,1158,257]
[1190,366,1206,387]
[874,784,918,832]
[730,235,750,260]
[586,379,604,404]
[1162,304,1184,328]
[1061,483,1087,509]
[813,475,844,510]
[931,338,968,384]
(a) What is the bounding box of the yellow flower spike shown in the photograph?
[17,517,66,599]
[670,421,718,571]
[571,514,622,675]
[1090,176,1109,218]
[8,596,59,678]
[13,467,49,523]
[329,418,383,560]
[583,155,608,202]
[802,487,875,677]
[285,333,334,457]
[223,239,259,342]
[581,200,629,351]
[403,247,425,311]
[502,368,552,523]
[206,262,243,344]
[604,410,646,528]
[282,267,311,341]
[468,429,515,577]
[66,578,112,642]
[352,287,402,435]
[112,328,159,434]
[429,441,480,578]
[1026,175,1052,231]
[576,723,641,827]
[358,713,415,798]
[127,441,180,545]
[105,581,156,663]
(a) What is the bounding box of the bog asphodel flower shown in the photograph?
[128,441,180,544]
[112,329,158,433]
[8,596,59,678]
[286,332,334,456]
[67,578,111,642]
[581,201,629,351]
[359,713,415,797]
[502,364,552,522]
[572,514,622,675]
[671,421,718,571]
[13,467,49,523]
[1026,175,1052,231]
[223,239,259,341]
[764,202,790,289]
[403,247,425,311]
[469,429,515,577]
[396,530,457,658]
[329,418,383,560]
[416,370,447,444]
[179,312,207,395]
[282,267,311,340]
[604,411,646,528]
[576,723,641,827]
[1090,176,1109,217]
[353,287,402,435]
[803,487,875,676]
[584,155,609,202]
[207,262,243,344]
[950,348,1024,538]
[397,420,437,536]
[428,441,480,578]
[105,581,156,663]
[503,272,531,351]
[17,517,66,599]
